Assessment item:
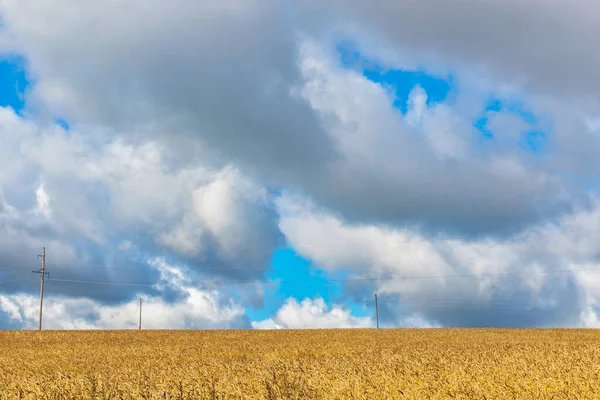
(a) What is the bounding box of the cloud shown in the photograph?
[278,193,600,327]
[0,259,254,329]
[0,106,280,307]
[1,1,597,238]
[0,289,249,330]
[34,184,51,218]
[300,0,600,105]
[1,0,600,329]
[292,41,577,235]
[252,297,372,329]
[0,0,334,180]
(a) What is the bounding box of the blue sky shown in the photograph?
[338,43,455,113]
[0,56,27,113]
[474,97,549,153]
[246,247,333,321]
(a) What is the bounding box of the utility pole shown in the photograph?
[139,297,142,330]
[33,247,47,331]
[374,293,379,329]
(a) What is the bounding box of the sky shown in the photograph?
[1,0,600,329]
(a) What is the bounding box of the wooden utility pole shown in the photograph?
[139,297,142,330]
[33,247,47,330]
[374,293,379,329]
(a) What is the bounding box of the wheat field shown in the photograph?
[1,329,600,399]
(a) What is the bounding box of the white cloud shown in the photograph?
[0,105,279,313]
[252,297,372,329]
[278,193,600,327]
[0,289,247,330]
[405,85,427,127]
[0,106,278,259]
[0,260,249,329]
[35,184,51,218]
[294,38,570,235]
[159,166,276,264]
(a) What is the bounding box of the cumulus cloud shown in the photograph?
[293,40,577,235]
[1,0,600,329]
[278,193,600,328]
[0,106,280,308]
[252,297,372,329]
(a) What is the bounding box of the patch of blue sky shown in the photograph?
[474,114,494,140]
[364,69,454,114]
[473,96,551,154]
[0,56,29,114]
[0,54,71,130]
[337,42,455,114]
[245,247,348,322]
[336,42,551,156]
[484,97,538,125]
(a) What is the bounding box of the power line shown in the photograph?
[24,274,582,307]
[0,279,588,313]
[36,265,600,289]
[0,264,32,273]
[385,301,566,310]
[0,283,25,291]
[48,278,155,287]
[0,279,31,288]
[339,265,600,283]
[44,263,274,272]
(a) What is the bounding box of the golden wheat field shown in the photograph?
[1,329,600,399]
